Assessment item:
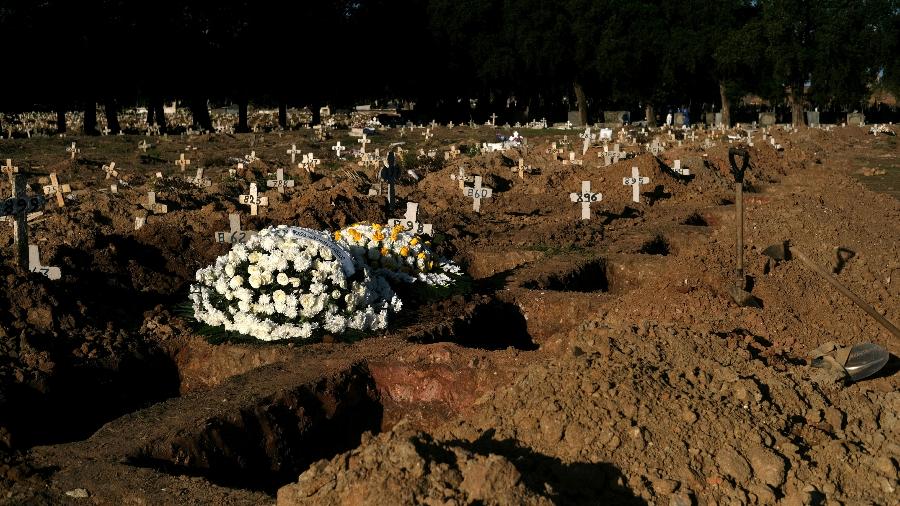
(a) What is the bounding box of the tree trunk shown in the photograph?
[573,81,588,126]
[83,101,98,135]
[719,81,731,128]
[190,97,213,132]
[56,108,66,134]
[311,101,321,125]
[104,98,121,134]
[237,99,249,133]
[147,103,155,127]
[789,83,806,127]
[152,99,167,133]
[645,103,656,127]
[278,103,288,130]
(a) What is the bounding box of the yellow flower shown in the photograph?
[427,260,434,270]
[380,247,389,257]
[399,246,409,257]
[417,252,426,260]
[333,231,342,241]
[372,223,382,231]
[410,238,419,246]
[373,231,385,242]
[349,228,362,242]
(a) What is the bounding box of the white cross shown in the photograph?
[569,180,601,220]
[2,159,19,190]
[490,113,498,126]
[138,140,150,152]
[103,162,118,179]
[66,142,80,160]
[388,202,433,235]
[185,168,211,188]
[357,134,371,154]
[215,213,257,244]
[28,244,61,280]
[422,128,433,142]
[332,141,346,158]
[648,138,664,156]
[42,173,72,208]
[463,175,492,212]
[266,168,295,193]
[300,153,320,173]
[175,153,191,171]
[623,167,650,203]
[673,160,689,176]
[239,183,268,216]
[286,144,301,163]
[246,151,259,163]
[580,127,591,155]
[144,191,168,214]
[450,167,474,189]
[101,126,111,136]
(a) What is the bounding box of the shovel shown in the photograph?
[762,240,900,341]
[726,147,761,307]
[809,341,890,382]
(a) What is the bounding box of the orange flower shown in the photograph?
[399,246,409,257]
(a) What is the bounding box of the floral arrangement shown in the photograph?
[190,223,461,342]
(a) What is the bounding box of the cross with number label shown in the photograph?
[450,167,474,189]
[239,183,268,215]
[66,142,80,160]
[266,168,295,194]
[300,153,320,173]
[3,175,46,268]
[569,181,602,220]
[672,160,689,176]
[358,134,371,154]
[185,168,211,188]
[286,144,301,163]
[215,213,257,244]
[464,175,492,212]
[623,167,650,203]
[2,159,19,191]
[175,153,191,171]
[144,191,168,214]
[332,142,346,158]
[389,202,433,235]
[42,173,72,208]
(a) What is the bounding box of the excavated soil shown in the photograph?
[0,123,897,505]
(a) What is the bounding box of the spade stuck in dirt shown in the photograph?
[726,147,761,308]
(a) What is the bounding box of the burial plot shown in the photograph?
[266,168,295,194]
[570,181,601,220]
[42,173,72,207]
[463,175,492,212]
[623,167,650,203]
[28,245,61,280]
[239,183,268,216]
[215,213,257,244]
[1,175,46,268]
[388,202,433,235]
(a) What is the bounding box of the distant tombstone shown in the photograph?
[185,168,211,188]
[603,111,630,125]
[388,202,433,235]
[66,142,80,160]
[569,181,601,220]
[138,140,150,153]
[215,213,257,244]
[286,144,301,163]
[332,141,346,158]
[806,111,820,126]
[599,128,613,141]
[674,112,685,126]
[319,106,331,118]
[567,110,583,127]
[463,175,492,212]
[759,112,776,127]
[175,153,191,172]
[103,162,118,179]
[847,112,865,127]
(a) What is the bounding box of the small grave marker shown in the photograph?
[357,134,371,154]
[623,167,650,203]
[103,162,118,179]
[42,173,72,207]
[138,140,150,152]
[246,151,259,163]
[2,175,46,268]
[332,141,346,158]
[28,245,60,280]
[388,202,433,235]
[239,183,268,215]
[175,153,191,172]
[422,128,433,142]
[135,216,146,230]
[648,138,664,156]
[266,168,295,193]
[463,175,492,212]
[490,113,498,126]
[673,160,689,176]
[66,142,80,160]
[185,168,211,188]
[144,192,168,214]
[2,159,19,189]
[569,180,601,220]
[451,167,474,189]
[286,144,301,163]
[580,127,592,155]
[215,213,257,244]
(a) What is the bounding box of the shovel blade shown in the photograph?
[845,343,890,382]
[727,284,762,308]
[762,242,791,262]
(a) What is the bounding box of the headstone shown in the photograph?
[569,180,601,220]
[28,244,61,280]
[144,191,168,214]
[103,162,118,179]
[175,153,191,172]
[806,111,820,126]
[266,168,295,194]
[42,173,72,207]
[623,167,649,203]
[332,141,346,158]
[463,175,492,212]
[388,202,433,235]
[66,142,80,160]
[567,111,583,127]
[847,112,865,127]
[357,134,371,154]
[759,112,776,127]
[185,168,211,188]
[215,213,257,244]
[286,144,301,163]
[239,183,268,215]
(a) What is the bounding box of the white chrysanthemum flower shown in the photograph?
[229,276,244,289]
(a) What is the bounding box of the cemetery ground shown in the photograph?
[0,123,898,505]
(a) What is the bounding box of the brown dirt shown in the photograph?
[0,123,897,505]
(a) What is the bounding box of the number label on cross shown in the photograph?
[463,175,492,212]
[623,167,650,203]
[569,181,601,220]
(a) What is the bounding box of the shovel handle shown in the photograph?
[791,247,900,340]
[728,147,750,183]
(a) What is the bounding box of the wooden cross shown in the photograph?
[66,142,80,160]
[185,168,211,188]
[490,113,498,126]
[266,168,295,194]
[42,173,72,208]
[215,213,257,244]
[2,175,46,268]
[463,175,492,212]
[2,159,19,190]
[245,150,260,164]
[422,128,433,142]
[570,180,602,220]
[144,191,168,214]
[357,134,371,154]
[566,151,583,166]
[101,126,111,136]
[138,140,150,152]
[673,160,689,176]
[175,153,191,172]
[371,152,401,208]
[446,145,460,160]
[300,153,320,173]
[450,167,474,189]
[517,158,525,179]
[239,183,268,216]
[286,144,301,163]
[581,127,592,155]
[623,167,650,203]
[388,202,433,235]
[648,139,664,156]
[28,244,61,280]
[332,141,346,158]
[103,162,118,180]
